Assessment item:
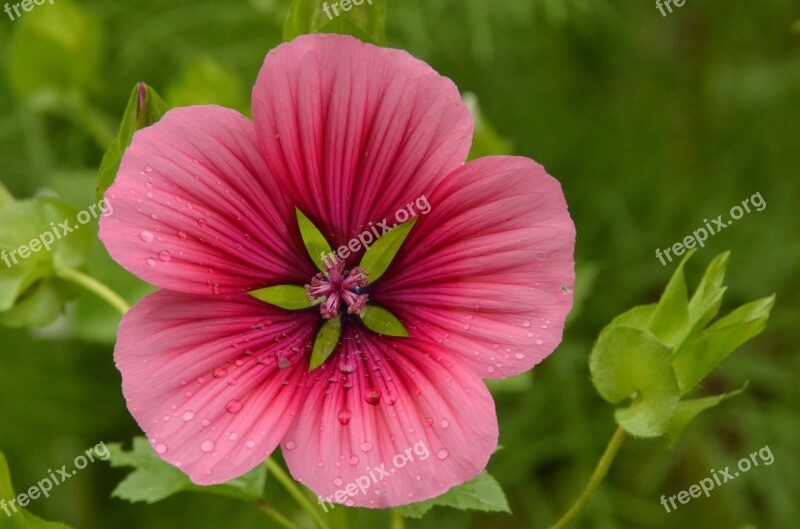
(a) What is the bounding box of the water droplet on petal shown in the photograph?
[139,230,154,243]
[246,440,256,449]
[515,351,526,359]
[337,409,352,425]
[333,477,344,487]
[145,166,153,173]
[227,378,238,386]
[158,250,171,262]
[345,499,355,507]
[278,357,292,369]
[182,411,195,422]
[228,432,238,441]
[339,363,355,374]
[285,440,297,450]
[349,455,359,465]
[200,440,215,453]
[197,218,208,228]
[365,388,381,406]
[437,449,449,460]
[145,257,157,267]
[522,320,531,327]
[177,230,188,240]
[360,442,373,452]
[154,443,167,454]
[213,368,227,378]
[226,399,243,414]
[487,365,495,374]
[463,323,471,330]
[440,419,450,428]
[535,339,544,345]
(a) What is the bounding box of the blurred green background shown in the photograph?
[0,0,798,527]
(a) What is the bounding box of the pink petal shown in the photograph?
[373,156,576,378]
[281,327,498,508]
[252,34,473,258]
[115,289,317,485]
[99,105,314,295]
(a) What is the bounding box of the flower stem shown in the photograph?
[57,266,129,315]
[255,500,303,529]
[546,426,627,529]
[264,458,332,529]
[390,511,406,529]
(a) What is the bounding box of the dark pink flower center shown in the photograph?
[305,259,369,319]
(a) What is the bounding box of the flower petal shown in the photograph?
[373,156,576,378]
[252,34,473,258]
[99,105,314,295]
[281,327,498,508]
[115,290,317,485]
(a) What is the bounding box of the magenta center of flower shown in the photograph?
[305,259,369,319]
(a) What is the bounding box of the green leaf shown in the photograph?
[249,284,319,310]
[683,251,730,344]
[673,295,775,395]
[462,93,514,161]
[296,208,334,273]
[666,384,747,445]
[394,471,510,519]
[0,449,73,528]
[309,316,342,371]
[5,0,101,101]
[647,250,692,346]
[165,56,249,116]
[358,217,417,283]
[0,181,13,210]
[107,438,266,504]
[283,0,388,45]
[96,83,169,201]
[359,304,409,337]
[590,326,680,437]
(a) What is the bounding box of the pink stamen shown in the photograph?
[305,260,370,318]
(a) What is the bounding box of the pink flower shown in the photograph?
[99,34,575,508]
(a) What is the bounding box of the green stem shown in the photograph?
[255,500,303,529]
[265,458,332,529]
[546,426,627,529]
[57,266,129,315]
[390,511,406,529]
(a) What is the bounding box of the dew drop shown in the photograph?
[246,440,256,449]
[333,477,344,487]
[145,166,153,173]
[440,419,450,428]
[365,388,381,406]
[158,250,171,262]
[197,218,208,228]
[522,320,531,327]
[349,455,359,465]
[436,448,449,460]
[339,363,355,374]
[200,440,215,453]
[360,442,373,452]
[228,432,238,441]
[487,365,496,373]
[139,230,154,243]
[213,368,227,378]
[177,230,188,240]
[227,378,238,386]
[515,351,526,359]
[182,411,195,422]
[345,499,355,507]
[463,323,471,330]
[226,399,243,414]
[535,339,544,345]
[337,409,352,425]
[278,357,292,369]
[145,257,157,267]
[154,443,167,454]
[285,440,297,450]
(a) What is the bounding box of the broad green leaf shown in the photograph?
[0,181,13,210]
[673,295,775,395]
[0,450,73,528]
[0,197,91,326]
[359,217,417,283]
[463,93,513,161]
[309,316,342,371]
[359,304,409,337]
[394,471,510,519]
[296,208,334,273]
[605,303,656,331]
[283,0,388,45]
[5,0,101,100]
[590,326,680,437]
[107,438,266,504]
[96,83,169,201]
[666,384,747,445]
[648,250,692,346]
[165,56,248,115]
[250,284,319,310]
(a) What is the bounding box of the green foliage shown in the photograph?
[296,207,334,273]
[309,316,342,371]
[249,284,319,310]
[590,252,774,439]
[0,450,73,529]
[106,438,266,504]
[96,83,169,201]
[359,304,409,337]
[358,217,417,283]
[394,471,510,519]
[284,0,387,45]
[463,93,514,161]
[165,57,248,116]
